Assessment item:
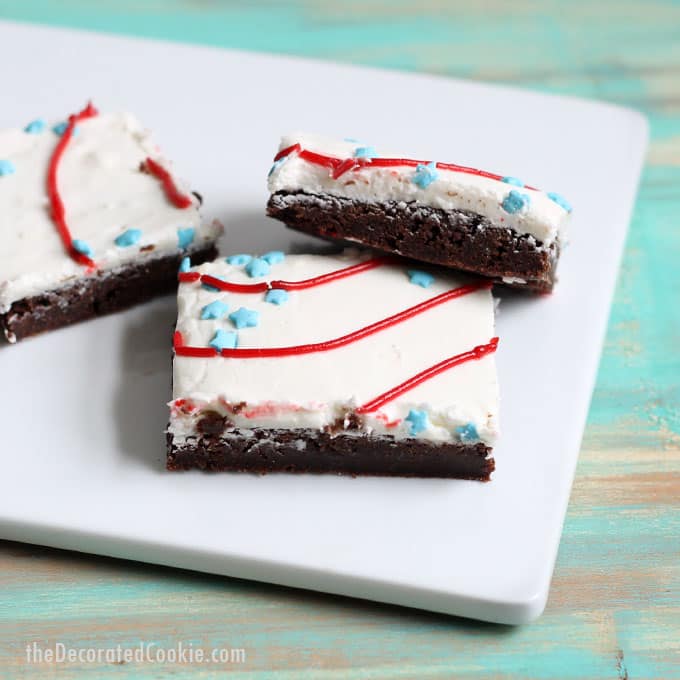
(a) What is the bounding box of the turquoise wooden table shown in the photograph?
[1,2,679,677]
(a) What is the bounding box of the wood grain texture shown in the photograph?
[0,1,679,677]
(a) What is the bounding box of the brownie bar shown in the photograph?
[169,251,499,480]
[0,245,217,343]
[167,430,494,480]
[268,191,559,293]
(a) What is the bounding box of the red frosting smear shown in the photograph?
[275,144,537,189]
[143,157,194,209]
[174,281,491,359]
[172,398,198,415]
[191,256,389,294]
[355,337,499,414]
[374,413,402,428]
[47,102,99,269]
[242,402,305,419]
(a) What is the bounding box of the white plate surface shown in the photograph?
[0,21,648,624]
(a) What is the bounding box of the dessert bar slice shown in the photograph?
[168,250,500,480]
[0,103,222,342]
[266,134,571,292]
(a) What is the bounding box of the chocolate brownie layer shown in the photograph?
[0,245,217,343]
[167,430,494,481]
[267,191,559,292]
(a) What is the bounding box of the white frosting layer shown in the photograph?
[0,111,222,312]
[267,133,569,246]
[170,251,499,446]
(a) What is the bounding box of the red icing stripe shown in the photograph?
[178,346,218,358]
[178,271,201,283]
[274,143,301,162]
[174,281,490,359]
[173,330,218,357]
[200,274,268,294]
[187,257,389,293]
[276,144,537,189]
[143,157,194,209]
[47,102,99,269]
[355,337,499,414]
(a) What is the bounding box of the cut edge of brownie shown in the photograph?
[267,191,559,293]
[166,430,495,481]
[0,244,218,343]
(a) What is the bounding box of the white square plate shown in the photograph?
[0,21,647,624]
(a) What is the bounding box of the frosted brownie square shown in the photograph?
[267,134,572,292]
[168,250,500,480]
[0,103,222,342]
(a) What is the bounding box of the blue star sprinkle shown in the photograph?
[343,137,360,143]
[226,254,252,266]
[407,270,434,288]
[412,161,439,189]
[201,300,230,320]
[265,289,289,305]
[0,160,16,176]
[179,256,191,273]
[229,307,260,329]
[455,423,480,443]
[245,257,270,278]
[501,176,524,187]
[72,239,92,257]
[209,329,238,351]
[547,191,572,212]
[177,227,195,250]
[501,189,531,214]
[405,409,429,436]
[114,228,142,247]
[52,121,77,136]
[24,119,46,134]
[268,157,287,177]
[261,250,285,265]
[354,146,377,159]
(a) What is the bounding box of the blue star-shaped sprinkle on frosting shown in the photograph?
[268,157,287,177]
[265,289,289,305]
[261,251,285,265]
[407,270,434,288]
[209,329,238,351]
[412,161,439,189]
[354,146,377,159]
[200,300,230,320]
[71,239,92,257]
[501,189,531,214]
[0,160,16,176]
[405,409,429,436]
[229,307,260,329]
[114,228,142,247]
[455,423,479,443]
[547,191,572,212]
[24,119,46,134]
[226,254,252,266]
[52,121,77,136]
[245,257,270,278]
[179,256,191,273]
[177,227,195,250]
[501,176,524,187]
